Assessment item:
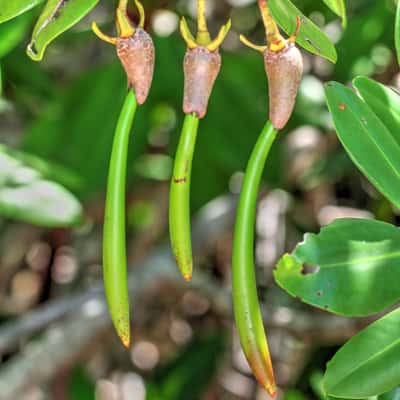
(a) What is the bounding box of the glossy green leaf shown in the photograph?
[0,145,83,227]
[269,0,337,63]
[324,81,400,209]
[324,308,400,398]
[0,0,44,23]
[0,12,33,59]
[321,0,347,26]
[353,77,400,143]
[275,219,400,316]
[26,0,99,61]
[395,0,400,66]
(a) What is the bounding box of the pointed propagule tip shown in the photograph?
[264,382,278,398]
[120,332,131,349]
[183,273,193,282]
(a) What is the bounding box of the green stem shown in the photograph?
[103,90,137,348]
[232,120,278,396]
[169,114,200,281]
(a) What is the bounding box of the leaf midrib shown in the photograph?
[327,332,400,394]
[307,249,400,269]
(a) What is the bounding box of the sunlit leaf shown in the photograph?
[0,12,34,59]
[274,219,400,316]
[26,0,99,61]
[0,0,44,23]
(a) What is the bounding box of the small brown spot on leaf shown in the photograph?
[338,103,345,110]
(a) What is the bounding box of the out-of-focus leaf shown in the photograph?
[285,390,308,400]
[148,334,225,400]
[0,144,83,192]
[68,366,95,400]
[333,3,393,82]
[0,12,33,59]
[325,81,400,208]
[0,0,43,23]
[396,0,400,65]
[353,77,400,143]
[26,0,99,61]
[269,0,338,62]
[324,308,400,398]
[0,145,83,227]
[299,150,352,190]
[321,0,347,26]
[275,219,400,316]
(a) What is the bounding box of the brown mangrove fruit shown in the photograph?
[92,0,155,104]
[180,0,231,118]
[240,0,303,129]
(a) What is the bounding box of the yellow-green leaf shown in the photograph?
[27,0,99,61]
[269,0,337,63]
[0,0,44,23]
[321,0,347,27]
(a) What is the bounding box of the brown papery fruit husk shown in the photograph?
[264,43,303,129]
[183,46,221,119]
[116,28,155,105]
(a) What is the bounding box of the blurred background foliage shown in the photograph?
[0,0,399,399]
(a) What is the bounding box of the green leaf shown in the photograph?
[321,0,347,26]
[0,11,34,59]
[274,218,400,316]
[149,334,225,400]
[0,145,83,227]
[26,0,99,61]
[269,0,337,63]
[379,388,400,400]
[324,308,400,398]
[396,0,400,66]
[0,0,44,23]
[324,81,400,209]
[353,77,400,144]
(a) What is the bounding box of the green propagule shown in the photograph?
[92,0,155,348]
[90,0,303,395]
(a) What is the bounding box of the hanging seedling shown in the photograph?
[169,0,231,281]
[232,1,303,395]
[92,0,155,348]
[241,0,303,129]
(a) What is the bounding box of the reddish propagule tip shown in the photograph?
[116,28,155,105]
[183,273,193,282]
[183,47,222,119]
[122,337,131,349]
